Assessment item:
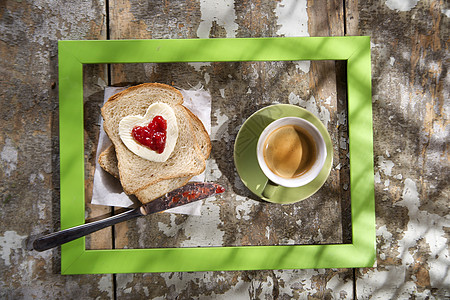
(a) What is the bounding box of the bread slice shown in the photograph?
[97,110,211,203]
[98,88,211,204]
[184,107,212,159]
[98,146,120,179]
[101,83,207,195]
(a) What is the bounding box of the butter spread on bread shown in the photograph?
[119,102,178,162]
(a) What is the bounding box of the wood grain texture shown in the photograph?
[354,0,449,298]
[1,0,448,299]
[0,0,113,299]
[83,64,114,251]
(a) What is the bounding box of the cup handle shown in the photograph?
[261,179,280,199]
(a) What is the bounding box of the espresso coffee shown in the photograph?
[263,125,317,179]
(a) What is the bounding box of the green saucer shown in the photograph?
[234,104,333,204]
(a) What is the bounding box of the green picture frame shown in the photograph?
[58,37,375,274]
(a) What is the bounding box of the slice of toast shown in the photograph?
[98,110,211,203]
[101,83,207,195]
[98,87,211,204]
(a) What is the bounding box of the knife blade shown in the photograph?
[33,182,224,252]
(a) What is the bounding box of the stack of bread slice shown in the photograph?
[99,83,211,204]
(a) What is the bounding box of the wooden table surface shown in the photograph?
[1,0,448,299]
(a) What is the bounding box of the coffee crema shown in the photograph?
[262,124,317,179]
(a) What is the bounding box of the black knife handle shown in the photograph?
[33,208,143,252]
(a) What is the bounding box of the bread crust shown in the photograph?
[98,146,119,179]
[105,83,184,105]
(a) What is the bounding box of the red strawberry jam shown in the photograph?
[131,116,167,154]
[215,186,225,193]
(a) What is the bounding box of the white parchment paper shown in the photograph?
[91,86,211,215]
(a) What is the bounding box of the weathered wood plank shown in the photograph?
[83,64,114,250]
[354,0,449,298]
[0,0,113,298]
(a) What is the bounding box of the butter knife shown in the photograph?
[33,182,224,251]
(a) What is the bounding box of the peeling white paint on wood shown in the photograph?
[180,197,224,247]
[97,275,113,299]
[337,111,347,126]
[326,273,353,299]
[0,231,26,266]
[397,179,450,289]
[197,0,238,38]
[1,138,18,177]
[211,109,230,142]
[155,272,229,299]
[116,273,134,294]
[206,158,223,181]
[374,171,381,183]
[235,195,256,220]
[377,225,393,252]
[38,201,46,220]
[265,226,271,239]
[442,8,450,18]
[157,214,178,238]
[153,270,352,299]
[219,88,225,98]
[339,137,347,150]
[274,0,310,73]
[385,0,420,12]
[294,60,311,74]
[359,178,450,298]
[288,93,331,128]
[377,155,395,176]
[275,0,309,37]
[29,172,44,184]
[357,266,433,299]
[204,72,210,85]
[188,62,211,72]
[137,217,148,248]
[389,56,395,66]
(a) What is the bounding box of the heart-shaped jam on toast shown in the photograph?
[119,102,178,162]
